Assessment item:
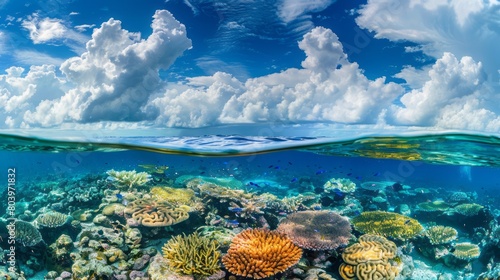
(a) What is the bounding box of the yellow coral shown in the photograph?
[124,198,189,227]
[339,234,399,280]
[425,226,457,245]
[452,242,480,260]
[162,232,221,276]
[222,228,302,279]
[351,211,423,241]
[150,186,195,206]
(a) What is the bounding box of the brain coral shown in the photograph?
[276,210,352,250]
[425,226,458,245]
[452,242,481,260]
[124,198,189,227]
[35,211,69,228]
[162,232,220,276]
[339,234,399,280]
[351,211,423,241]
[15,220,44,247]
[222,228,302,279]
[324,178,356,193]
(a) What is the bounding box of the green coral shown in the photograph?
[351,211,423,241]
[425,226,457,245]
[106,169,152,189]
[452,242,480,260]
[453,203,483,216]
[15,220,44,246]
[162,232,221,276]
[416,200,450,212]
[324,178,356,193]
[35,211,69,228]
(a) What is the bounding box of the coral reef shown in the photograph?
[34,211,69,228]
[150,186,197,207]
[451,242,480,260]
[222,228,302,279]
[323,178,356,193]
[452,203,484,216]
[351,211,423,241]
[15,220,44,247]
[162,232,221,276]
[424,226,458,245]
[106,169,152,189]
[124,198,189,227]
[276,210,352,250]
[416,200,451,212]
[339,234,399,280]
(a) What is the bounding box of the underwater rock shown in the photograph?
[125,227,143,249]
[48,234,74,271]
[147,253,194,280]
[101,203,126,216]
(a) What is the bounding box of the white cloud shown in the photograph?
[278,0,337,23]
[24,10,192,127]
[14,50,66,66]
[74,24,96,32]
[356,0,500,84]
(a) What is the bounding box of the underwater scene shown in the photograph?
[0,132,499,280]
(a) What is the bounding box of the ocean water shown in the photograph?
[0,131,499,280]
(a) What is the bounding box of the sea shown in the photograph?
[0,127,499,280]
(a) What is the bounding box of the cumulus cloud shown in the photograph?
[356,0,500,84]
[151,27,403,127]
[23,10,192,127]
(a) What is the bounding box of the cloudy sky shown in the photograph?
[0,0,499,134]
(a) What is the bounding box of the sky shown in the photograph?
[0,0,499,135]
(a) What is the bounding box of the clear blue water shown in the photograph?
[0,131,499,279]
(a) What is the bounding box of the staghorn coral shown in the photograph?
[452,203,484,216]
[277,210,352,250]
[452,242,480,260]
[106,169,152,189]
[339,234,399,280]
[162,232,221,276]
[351,211,423,241]
[222,228,302,279]
[425,225,458,245]
[324,178,356,193]
[15,220,44,246]
[124,198,189,227]
[35,211,69,228]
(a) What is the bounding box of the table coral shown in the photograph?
[339,234,399,280]
[35,211,69,228]
[452,203,484,216]
[162,232,221,276]
[424,226,458,245]
[416,200,450,212]
[222,228,302,279]
[124,198,189,227]
[324,177,356,193]
[15,220,44,247]
[276,210,352,250]
[452,242,481,260]
[351,211,423,241]
[150,186,197,207]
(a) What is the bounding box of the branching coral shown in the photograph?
[452,242,481,260]
[339,234,399,280]
[277,210,352,250]
[35,211,69,228]
[106,169,151,189]
[222,228,302,279]
[425,226,458,245]
[351,211,423,241]
[124,198,189,227]
[324,178,356,193]
[15,220,44,247]
[162,232,221,276]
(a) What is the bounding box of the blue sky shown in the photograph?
[0,0,499,134]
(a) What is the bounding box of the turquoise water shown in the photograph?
[0,131,499,279]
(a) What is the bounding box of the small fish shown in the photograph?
[233,167,238,171]
[312,205,322,210]
[248,182,261,187]
[106,176,117,182]
[373,172,381,176]
[404,219,411,225]
[277,212,287,216]
[346,173,352,176]
[355,176,363,180]
[121,199,129,206]
[290,177,298,183]
[315,169,326,175]
[274,166,280,169]
[288,162,293,165]
[228,207,243,213]
[225,219,240,226]
[268,165,274,168]
[313,229,319,233]
[116,193,123,200]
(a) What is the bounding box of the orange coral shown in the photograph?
[222,228,302,279]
